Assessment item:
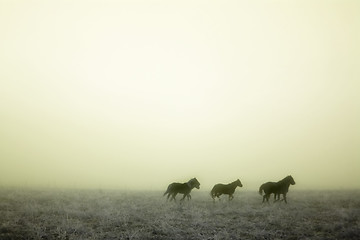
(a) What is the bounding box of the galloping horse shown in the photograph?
[210,179,243,201]
[163,178,200,201]
[259,175,295,203]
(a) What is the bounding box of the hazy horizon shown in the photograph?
[1,0,359,191]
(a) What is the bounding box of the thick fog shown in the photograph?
[1,0,359,191]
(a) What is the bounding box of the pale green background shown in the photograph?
[1,0,359,190]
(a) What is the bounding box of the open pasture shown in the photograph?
[0,189,359,239]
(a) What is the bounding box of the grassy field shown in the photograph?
[0,189,359,240]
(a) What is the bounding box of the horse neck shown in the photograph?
[187,181,195,189]
[279,178,291,189]
[229,181,238,190]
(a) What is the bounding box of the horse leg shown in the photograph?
[278,194,287,203]
[283,194,287,204]
[264,194,270,203]
[211,193,217,202]
[274,193,279,202]
[263,194,269,203]
[216,193,222,201]
[180,194,187,201]
[171,193,177,202]
[229,194,233,201]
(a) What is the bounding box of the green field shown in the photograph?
[0,189,359,239]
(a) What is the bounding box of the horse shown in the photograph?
[210,179,243,201]
[163,178,200,202]
[259,175,295,203]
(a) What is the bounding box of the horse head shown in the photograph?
[190,178,200,189]
[288,175,296,185]
[236,179,243,187]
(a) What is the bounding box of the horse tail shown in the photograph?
[259,185,264,195]
[210,186,217,199]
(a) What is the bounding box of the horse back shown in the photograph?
[262,181,290,194]
[211,183,224,191]
[212,183,234,195]
[261,182,277,193]
[168,182,190,194]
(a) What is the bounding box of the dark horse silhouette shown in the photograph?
[259,175,295,203]
[163,178,200,201]
[210,179,243,201]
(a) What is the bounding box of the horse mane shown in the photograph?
[278,175,292,184]
[187,178,199,188]
[187,179,194,188]
[229,180,238,186]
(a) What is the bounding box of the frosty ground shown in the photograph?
[0,189,359,240]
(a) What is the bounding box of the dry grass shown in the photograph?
[0,189,359,239]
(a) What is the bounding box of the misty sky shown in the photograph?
[1,0,359,191]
